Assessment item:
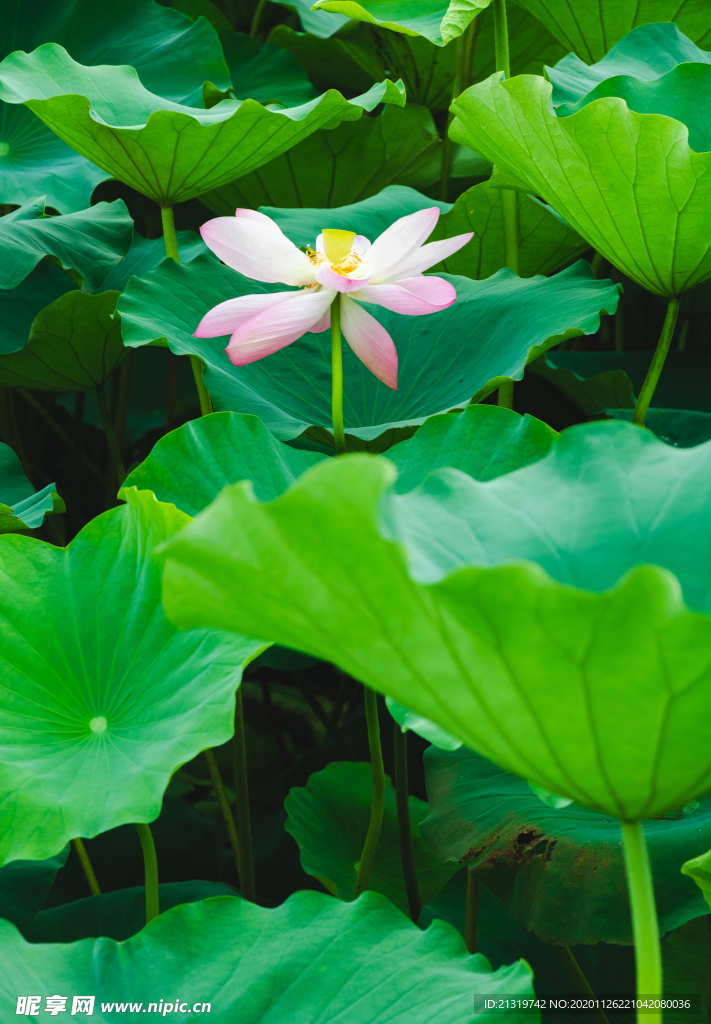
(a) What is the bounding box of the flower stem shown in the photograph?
[135,823,160,924]
[464,868,479,953]
[160,203,214,417]
[330,294,346,454]
[233,686,256,901]
[392,721,421,922]
[355,687,385,898]
[620,820,662,1024]
[632,297,680,428]
[493,0,510,77]
[204,748,242,886]
[72,838,101,897]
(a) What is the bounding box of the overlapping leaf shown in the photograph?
[309,0,493,46]
[0,442,63,533]
[0,44,404,205]
[162,421,711,820]
[0,488,264,864]
[451,72,711,296]
[0,262,75,354]
[117,254,617,444]
[0,892,535,1022]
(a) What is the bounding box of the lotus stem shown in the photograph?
[250,0,268,37]
[72,838,101,897]
[551,946,610,1024]
[392,720,421,922]
[464,868,479,953]
[330,294,346,454]
[620,820,662,1024]
[113,349,134,452]
[16,389,103,483]
[96,384,126,498]
[233,685,257,901]
[440,19,480,202]
[497,381,514,410]
[632,296,680,428]
[160,203,214,417]
[355,687,385,898]
[135,822,160,924]
[204,748,242,884]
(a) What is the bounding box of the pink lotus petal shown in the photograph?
[367,208,441,283]
[315,262,373,293]
[226,288,335,366]
[379,232,474,283]
[353,276,455,315]
[340,295,397,390]
[193,290,296,338]
[353,234,371,255]
[200,214,314,287]
[310,308,331,333]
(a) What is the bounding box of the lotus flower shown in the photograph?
[194,208,473,390]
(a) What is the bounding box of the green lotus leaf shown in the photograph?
[0,441,64,533]
[421,745,710,944]
[538,350,711,414]
[0,847,68,930]
[429,181,588,280]
[309,0,493,46]
[23,881,237,943]
[122,411,326,516]
[201,104,440,214]
[117,254,617,444]
[101,230,207,294]
[547,23,711,111]
[608,409,711,449]
[0,261,75,353]
[277,0,349,38]
[0,290,124,391]
[223,32,318,106]
[285,761,458,913]
[162,421,711,820]
[661,917,711,1023]
[272,2,565,109]
[0,197,132,292]
[386,698,462,750]
[0,44,404,205]
[0,891,535,1022]
[423,871,636,1004]
[0,487,264,864]
[450,72,711,297]
[0,0,232,212]
[681,847,711,912]
[515,0,711,64]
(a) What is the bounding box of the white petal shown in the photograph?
[367,208,440,283]
[226,288,335,365]
[194,290,296,337]
[201,212,315,286]
[377,232,474,283]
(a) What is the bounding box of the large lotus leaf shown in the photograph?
[420,745,710,945]
[23,881,237,943]
[0,891,535,1022]
[539,350,711,413]
[0,290,124,391]
[0,45,404,205]
[387,403,557,493]
[223,32,318,107]
[515,0,711,64]
[0,848,68,931]
[101,230,207,294]
[123,412,326,516]
[162,421,711,820]
[0,442,64,534]
[117,254,618,443]
[271,4,566,109]
[285,761,458,914]
[387,698,462,750]
[0,488,264,865]
[310,0,493,46]
[0,198,132,292]
[429,181,588,280]
[608,409,711,449]
[0,0,231,212]
[450,73,711,297]
[0,261,75,354]
[661,917,711,1024]
[548,23,711,110]
[278,0,349,38]
[201,104,440,214]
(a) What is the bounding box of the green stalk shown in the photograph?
[16,389,103,483]
[204,748,242,885]
[497,381,514,410]
[72,838,101,897]
[354,687,385,898]
[113,350,135,452]
[96,384,126,497]
[233,686,256,901]
[632,297,680,428]
[330,294,346,454]
[250,0,268,36]
[464,869,479,953]
[550,946,611,1024]
[135,823,160,924]
[440,19,479,202]
[160,204,214,416]
[392,722,421,923]
[621,821,662,1024]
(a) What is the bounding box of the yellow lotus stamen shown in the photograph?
[331,252,362,275]
[304,246,326,266]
